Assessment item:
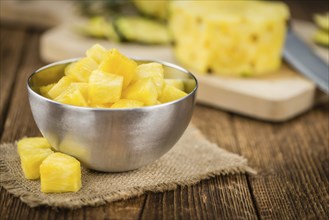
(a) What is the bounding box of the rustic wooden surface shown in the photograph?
[1,1,328,219]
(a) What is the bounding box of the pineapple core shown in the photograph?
[17,137,54,180]
[40,152,81,193]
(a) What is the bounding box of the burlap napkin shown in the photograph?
[0,124,255,209]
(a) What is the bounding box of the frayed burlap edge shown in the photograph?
[0,140,255,209]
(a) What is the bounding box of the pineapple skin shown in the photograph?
[169,1,290,76]
[40,152,81,193]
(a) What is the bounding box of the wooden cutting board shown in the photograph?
[40,21,322,122]
[3,1,325,122]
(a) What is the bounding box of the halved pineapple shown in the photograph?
[134,62,164,96]
[54,83,88,107]
[17,137,54,180]
[48,76,75,99]
[39,83,56,98]
[40,152,81,193]
[88,69,123,105]
[99,49,137,88]
[158,84,187,103]
[65,57,98,82]
[164,79,185,91]
[123,78,158,106]
[111,99,144,108]
[86,44,108,64]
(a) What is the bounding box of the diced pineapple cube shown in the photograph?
[86,44,108,64]
[39,83,56,98]
[65,57,98,82]
[123,78,158,106]
[164,79,185,91]
[40,152,81,193]
[134,62,164,96]
[158,84,187,103]
[17,137,54,180]
[99,49,137,88]
[88,70,123,105]
[48,76,75,99]
[54,83,88,107]
[111,99,144,108]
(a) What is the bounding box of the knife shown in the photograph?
[283,29,329,94]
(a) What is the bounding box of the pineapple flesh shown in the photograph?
[88,70,123,105]
[38,45,189,108]
[159,84,187,103]
[169,1,290,76]
[48,76,75,99]
[65,57,98,82]
[135,62,164,96]
[111,99,144,108]
[123,78,158,106]
[17,137,54,180]
[54,83,88,107]
[99,49,137,88]
[40,152,81,193]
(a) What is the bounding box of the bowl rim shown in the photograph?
[27,58,198,111]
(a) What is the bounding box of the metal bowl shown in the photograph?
[27,58,198,172]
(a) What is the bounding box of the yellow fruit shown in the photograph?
[86,44,108,64]
[135,62,164,95]
[88,70,123,105]
[17,137,54,180]
[65,57,98,82]
[40,152,81,193]
[48,76,75,99]
[54,83,88,107]
[123,78,158,106]
[158,84,187,103]
[89,103,113,108]
[169,1,289,76]
[164,79,185,91]
[111,99,144,108]
[99,49,137,88]
[39,83,56,98]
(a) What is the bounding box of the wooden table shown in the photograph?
[1,1,328,219]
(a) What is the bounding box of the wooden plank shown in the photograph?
[140,105,258,219]
[0,30,146,220]
[141,175,258,220]
[0,27,26,135]
[230,103,329,219]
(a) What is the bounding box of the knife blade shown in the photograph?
[283,30,329,94]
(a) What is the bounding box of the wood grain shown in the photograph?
[141,175,257,220]
[0,27,26,135]
[1,1,329,218]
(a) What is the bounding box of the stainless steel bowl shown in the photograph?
[27,58,198,172]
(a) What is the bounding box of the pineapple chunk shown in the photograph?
[99,49,137,88]
[123,78,158,106]
[17,137,54,180]
[86,44,108,64]
[169,1,290,76]
[158,84,187,103]
[39,83,56,98]
[135,62,164,95]
[48,76,75,99]
[65,57,98,82]
[54,83,88,107]
[111,99,144,108]
[164,79,185,91]
[88,70,123,105]
[40,152,81,193]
